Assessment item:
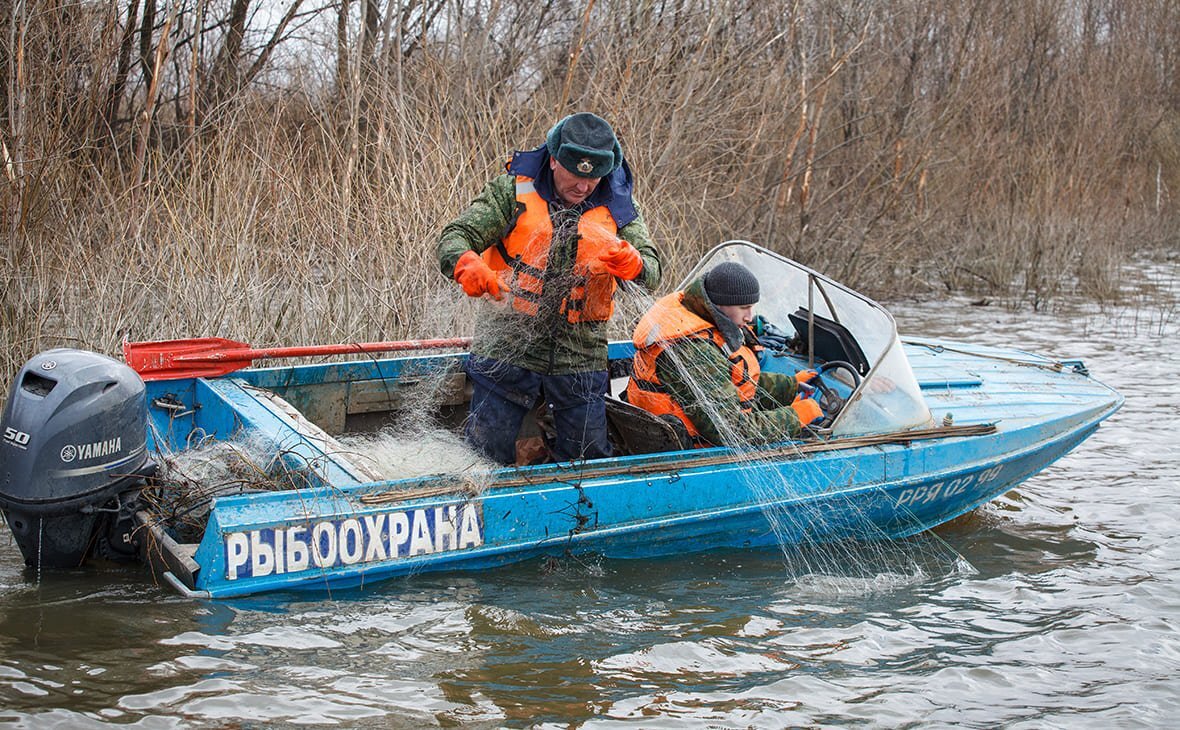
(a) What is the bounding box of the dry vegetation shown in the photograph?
[2,0,1178,380]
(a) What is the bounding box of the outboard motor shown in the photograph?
[0,349,156,568]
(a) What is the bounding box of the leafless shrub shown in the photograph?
[2,0,1178,383]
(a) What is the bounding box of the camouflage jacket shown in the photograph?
[653,277,804,445]
[437,150,660,374]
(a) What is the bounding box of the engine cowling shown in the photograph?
[0,349,156,568]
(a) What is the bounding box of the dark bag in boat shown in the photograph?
[787,308,871,375]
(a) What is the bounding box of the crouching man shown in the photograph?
[626,262,822,447]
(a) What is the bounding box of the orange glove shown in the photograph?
[791,397,823,426]
[453,250,503,300]
[598,241,644,281]
[795,369,817,384]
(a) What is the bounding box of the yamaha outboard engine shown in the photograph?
[0,349,156,568]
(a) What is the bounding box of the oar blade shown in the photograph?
[124,337,253,381]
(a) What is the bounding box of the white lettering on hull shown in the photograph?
[225,502,485,581]
[894,464,1005,509]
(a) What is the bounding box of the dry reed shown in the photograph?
[2,0,1178,384]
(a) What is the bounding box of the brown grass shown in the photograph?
[2,0,1178,382]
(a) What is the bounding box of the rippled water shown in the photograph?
[2,262,1178,728]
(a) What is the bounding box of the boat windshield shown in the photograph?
[687,242,932,437]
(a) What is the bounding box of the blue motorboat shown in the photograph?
[0,242,1123,598]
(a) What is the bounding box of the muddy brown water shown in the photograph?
[1,263,1177,728]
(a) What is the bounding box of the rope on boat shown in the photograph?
[358,423,996,506]
[358,477,485,505]
[902,338,1088,374]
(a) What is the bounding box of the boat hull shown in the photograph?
[166,391,1114,598]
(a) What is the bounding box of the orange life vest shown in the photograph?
[626,291,761,446]
[481,175,620,323]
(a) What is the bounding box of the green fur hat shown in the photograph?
[546,112,623,179]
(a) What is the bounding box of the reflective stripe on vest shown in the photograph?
[481,176,620,323]
[626,291,760,447]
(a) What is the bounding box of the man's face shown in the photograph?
[717,303,756,327]
[550,157,601,206]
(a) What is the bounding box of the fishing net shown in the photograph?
[143,229,970,591]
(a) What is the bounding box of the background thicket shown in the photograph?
[2,0,1178,378]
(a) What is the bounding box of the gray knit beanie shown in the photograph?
[546,112,623,178]
[704,262,760,306]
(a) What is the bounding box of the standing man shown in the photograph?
[627,262,822,447]
[438,112,661,465]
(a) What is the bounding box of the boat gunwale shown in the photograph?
[358,423,998,506]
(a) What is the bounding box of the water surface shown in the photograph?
[1,263,1177,727]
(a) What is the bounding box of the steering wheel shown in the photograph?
[806,360,863,428]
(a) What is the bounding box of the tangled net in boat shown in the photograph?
[140,433,312,543]
[336,424,496,483]
[142,412,500,543]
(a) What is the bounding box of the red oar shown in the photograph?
[124,336,473,381]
